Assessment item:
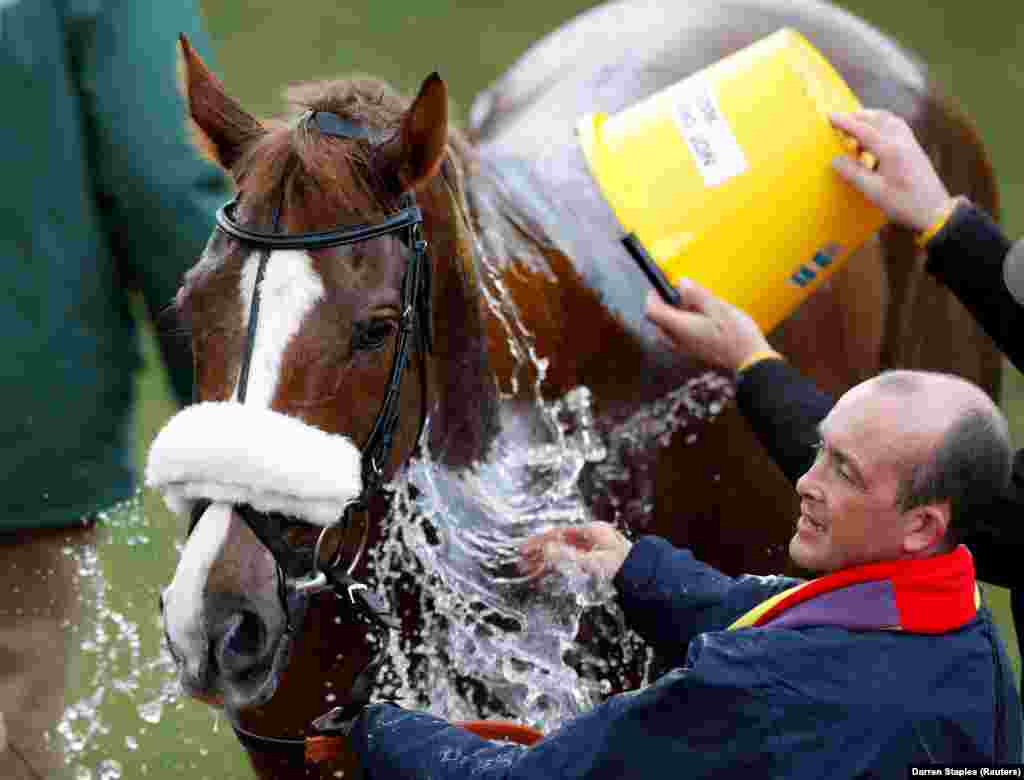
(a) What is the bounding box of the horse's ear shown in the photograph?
[385,72,448,192]
[177,33,263,172]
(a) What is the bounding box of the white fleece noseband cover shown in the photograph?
[145,402,363,527]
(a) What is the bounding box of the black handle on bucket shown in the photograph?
[622,233,682,307]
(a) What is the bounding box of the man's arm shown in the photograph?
[734,357,834,484]
[925,200,1024,371]
[612,535,800,661]
[351,632,777,780]
[522,528,800,663]
[643,274,835,486]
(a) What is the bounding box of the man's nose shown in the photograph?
[796,460,825,501]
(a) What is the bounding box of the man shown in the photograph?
[347,367,1021,777]
[645,108,1024,663]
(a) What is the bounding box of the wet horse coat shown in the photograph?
[149,1,1002,777]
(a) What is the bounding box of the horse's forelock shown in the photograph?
[284,77,407,128]
[233,79,413,224]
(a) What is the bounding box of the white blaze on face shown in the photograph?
[162,502,237,681]
[235,249,326,407]
[162,250,327,680]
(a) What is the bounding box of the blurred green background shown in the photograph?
[70,1,1024,778]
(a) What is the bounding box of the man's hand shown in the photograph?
[519,522,632,582]
[645,280,774,372]
[830,110,954,233]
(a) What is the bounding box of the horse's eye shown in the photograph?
[352,319,395,352]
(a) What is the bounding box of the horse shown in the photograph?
[147,1,1003,777]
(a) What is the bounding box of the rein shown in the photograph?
[190,109,434,763]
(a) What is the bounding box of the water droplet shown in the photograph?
[138,698,163,724]
[97,759,122,779]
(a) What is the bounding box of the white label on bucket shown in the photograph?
[672,82,748,187]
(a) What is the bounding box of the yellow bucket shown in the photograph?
[577,28,886,332]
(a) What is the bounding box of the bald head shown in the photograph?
[870,369,1001,414]
[851,370,1011,542]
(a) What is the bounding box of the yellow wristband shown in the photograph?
[915,197,961,248]
[736,349,784,374]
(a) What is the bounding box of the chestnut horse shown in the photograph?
[148,1,1001,777]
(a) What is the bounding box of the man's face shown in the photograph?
[790,382,939,573]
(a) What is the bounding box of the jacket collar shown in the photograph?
[729,545,978,634]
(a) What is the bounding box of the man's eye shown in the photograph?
[353,319,394,352]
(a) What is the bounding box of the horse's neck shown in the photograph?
[465,144,624,289]
[460,143,701,414]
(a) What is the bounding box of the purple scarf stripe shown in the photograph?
[765,580,901,631]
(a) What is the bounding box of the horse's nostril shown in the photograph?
[216,611,267,677]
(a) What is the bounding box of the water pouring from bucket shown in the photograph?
[578,28,886,330]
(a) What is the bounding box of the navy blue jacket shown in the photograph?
[352,536,1021,778]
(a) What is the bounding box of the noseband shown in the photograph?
[188,111,435,759]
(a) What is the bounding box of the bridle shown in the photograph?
[186,110,433,761]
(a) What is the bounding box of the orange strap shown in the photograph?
[305,735,347,763]
[303,719,544,763]
[455,719,544,746]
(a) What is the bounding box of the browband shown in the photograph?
[215,198,423,251]
[303,110,375,140]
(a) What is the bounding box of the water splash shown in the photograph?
[589,372,735,528]
[359,180,736,730]
[50,494,246,778]
[366,373,731,731]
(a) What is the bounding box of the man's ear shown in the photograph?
[177,33,264,172]
[903,502,952,554]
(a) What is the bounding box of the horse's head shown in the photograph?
[146,36,497,713]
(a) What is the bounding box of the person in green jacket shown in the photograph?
[0,1,230,777]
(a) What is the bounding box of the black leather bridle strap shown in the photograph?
[359,215,429,494]
[215,199,424,251]
[234,200,282,404]
[230,722,306,753]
